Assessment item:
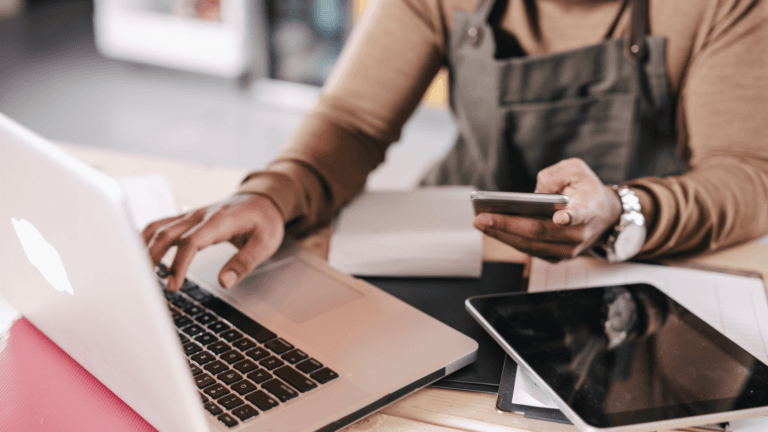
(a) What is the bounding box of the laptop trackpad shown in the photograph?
[237,259,364,324]
[189,243,363,324]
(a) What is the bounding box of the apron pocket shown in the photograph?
[503,93,637,185]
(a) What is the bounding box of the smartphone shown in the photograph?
[470,191,569,218]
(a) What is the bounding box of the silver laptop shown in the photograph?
[0,112,478,432]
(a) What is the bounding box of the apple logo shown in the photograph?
[11,217,74,295]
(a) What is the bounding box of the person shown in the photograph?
[143,0,768,292]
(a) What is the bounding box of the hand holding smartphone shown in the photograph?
[470,191,569,219]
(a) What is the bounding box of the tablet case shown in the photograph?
[496,355,732,431]
[362,261,524,393]
[496,355,571,423]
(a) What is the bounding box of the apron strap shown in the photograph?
[467,0,497,46]
[604,0,630,40]
[468,0,650,61]
[626,0,650,62]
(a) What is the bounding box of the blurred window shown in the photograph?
[268,0,351,85]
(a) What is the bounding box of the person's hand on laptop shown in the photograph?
[143,193,285,292]
[473,158,622,262]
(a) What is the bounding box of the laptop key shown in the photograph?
[230,379,257,396]
[200,392,208,403]
[183,342,202,356]
[207,321,230,334]
[232,338,256,351]
[296,358,323,374]
[195,374,215,389]
[217,393,244,410]
[220,329,243,342]
[178,333,189,344]
[204,401,223,416]
[275,366,318,393]
[262,379,298,402]
[174,316,192,328]
[246,369,272,384]
[183,305,205,317]
[311,367,339,384]
[259,356,284,371]
[171,297,194,310]
[217,370,243,385]
[180,279,199,293]
[281,349,308,364]
[245,390,279,411]
[182,324,205,337]
[221,350,245,364]
[245,347,269,361]
[233,359,259,374]
[204,360,229,375]
[185,287,213,303]
[231,404,259,421]
[203,297,276,343]
[204,383,230,399]
[194,332,217,345]
[189,363,203,376]
[191,351,215,365]
[195,313,218,326]
[217,413,238,428]
[208,341,231,355]
[156,264,170,279]
[265,338,294,355]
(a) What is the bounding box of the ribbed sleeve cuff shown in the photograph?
[626,179,681,260]
[237,171,299,228]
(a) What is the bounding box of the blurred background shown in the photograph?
[0,0,456,188]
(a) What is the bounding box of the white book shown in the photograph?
[328,187,483,278]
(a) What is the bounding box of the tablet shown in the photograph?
[466,284,768,432]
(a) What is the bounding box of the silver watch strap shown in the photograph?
[605,186,646,262]
[617,185,642,215]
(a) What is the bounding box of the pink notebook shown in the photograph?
[0,317,156,431]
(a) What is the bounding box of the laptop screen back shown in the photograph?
[0,113,209,432]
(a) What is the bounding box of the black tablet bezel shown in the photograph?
[467,284,768,430]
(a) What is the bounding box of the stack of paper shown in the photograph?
[328,187,483,278]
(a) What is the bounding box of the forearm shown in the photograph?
[239,0,447,236]
[630,157,768,259]
[630,0,768,259]
[237,114,387,237]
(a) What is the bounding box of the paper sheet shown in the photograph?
[116,174,179,232]
[731,416,768,431]
[512,257,768,413]
[328,187,483,277]
[512,365,559,408]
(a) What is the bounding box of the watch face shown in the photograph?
[613,222,646,262]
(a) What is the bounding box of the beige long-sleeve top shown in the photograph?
[239,0,768,259]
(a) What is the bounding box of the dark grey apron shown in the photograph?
[421,0,684,192]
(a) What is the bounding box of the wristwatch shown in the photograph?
[604,186,646,263]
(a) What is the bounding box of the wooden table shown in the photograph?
[59,143,768,432]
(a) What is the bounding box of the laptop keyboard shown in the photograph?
[162,279,338,429]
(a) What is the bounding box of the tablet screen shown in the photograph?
[468,284,768,429]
